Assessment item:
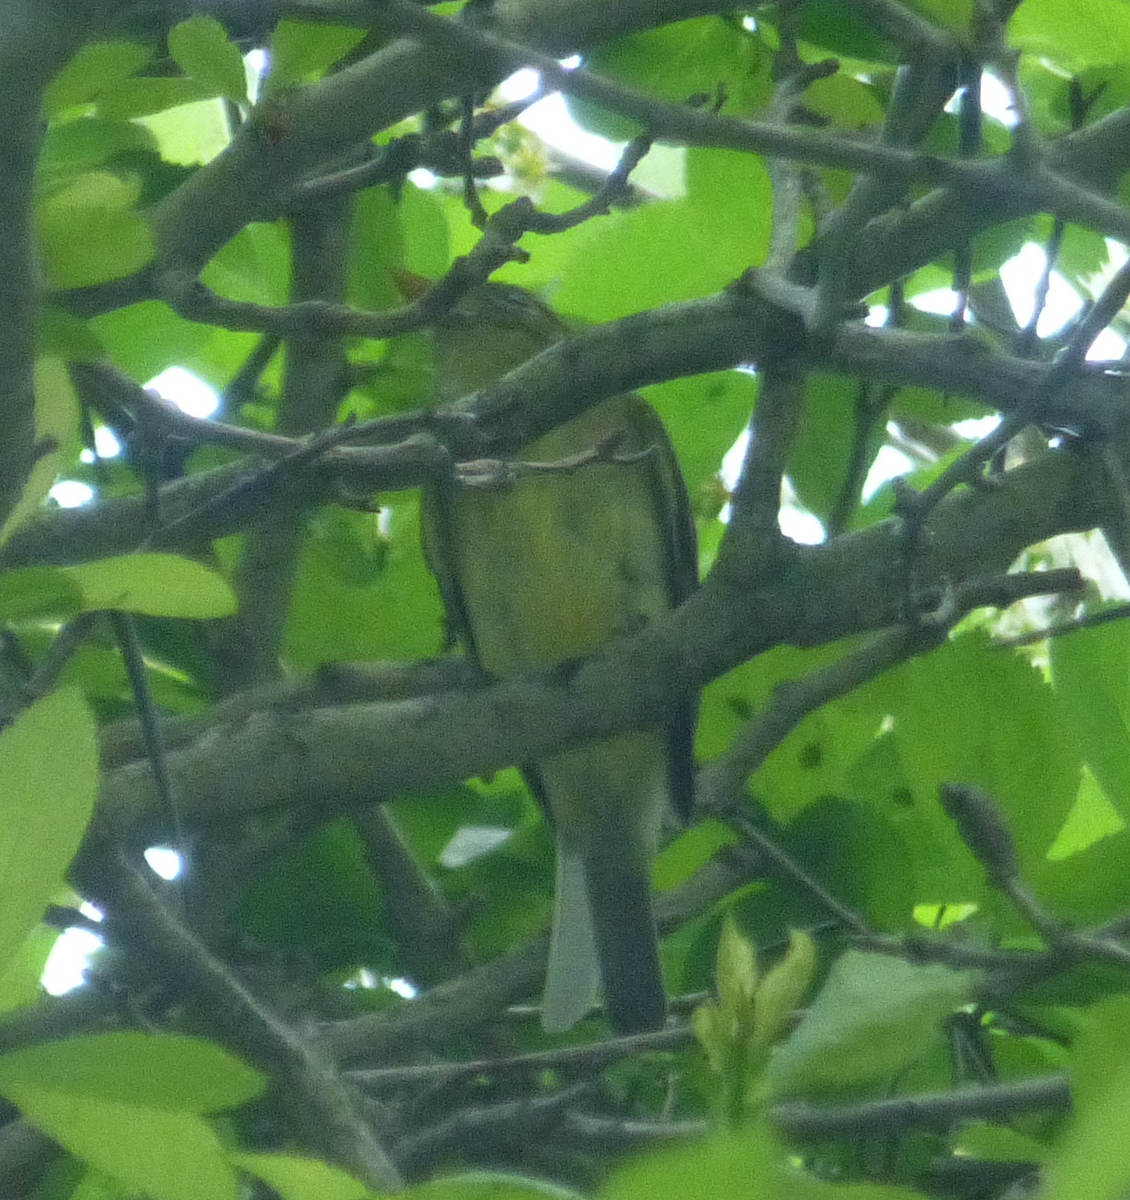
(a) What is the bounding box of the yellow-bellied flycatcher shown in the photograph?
[423,281,696,1033]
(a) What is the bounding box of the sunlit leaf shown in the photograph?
[763,950,978,1098]
[0,688,96,976]
[168,16,247,105]
[60,554,236,618]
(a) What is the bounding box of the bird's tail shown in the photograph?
[543,834,667,1034]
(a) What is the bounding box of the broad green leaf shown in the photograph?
[1050,619,1130,823]
[168,16,247,105]
[556,201,721,320]
[889,384,988,428]
[685,146,773,274]
[0,926,61,1015]
[71,1167,136,1200]
[97,76,215,121]
[234,1153,371,1200]
[0,688,96,975]
[556,183,768,326]
[603,1129,769,1200]
[348,187,405,313]
[39,307,107,361]
[0,358,82,550]
[0,1091,237,1200]
[412,1171,583,1199]
[604,1123,925,1200]
[1009,0,1130,71]
[643,367,753,502]
[1037,821,1130,927]
[138,96,232,166]
[264,20,368,97]
[60,554,236,617]
[1042,997,1130,1200]
[239,819,391,974]
[955,1122,1048,1164]
[698,639,887,823]
[201,220,290,307]
[903,0,974,38]
[39,117,159,187]
[400,181,452,281]
[90,299,213,383]
[796,0,900,62]
[887,633,1080,895]
[0,567,81,621]
[762,950,977,1098]
[285,497,445,665]
[45,42,152,116]
[805,74,886,131]
[37,172,153,289]
[1047,767,1124,861]
[567,18,771,140]
[653,819,735,891]
[0,1033,264,1113]
[788,371,880,525]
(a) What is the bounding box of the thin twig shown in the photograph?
[85,847,405,1192]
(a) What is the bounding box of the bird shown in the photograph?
[420,278,697,1033]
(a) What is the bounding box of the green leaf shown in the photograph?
[954,1122,1048,1164]
[902,0,974,38]
[1050,619,1130,824]
[716,913,757,1022]
[68,1170,127,1200]
[762,950,978,1098]
[601,1124,930,1200]
[788,371,881,525]
[887,633,1080,898]
[38,307,107,361]
[0,688,96,976]
[285,496,445,665]
[234,1153,371,1200]
[239,819,391,974]
[602,1132,769,1200]
[566,18,771,140]
[653,819,735,891]
[805,74,886,131]
[412,1171,584,1199]
[90,299,213,383]
[168,16,247,105]
[97,76,216,121]
[264,20,368,96]
[753,929,817,1050]
[1008,0,1130,71]
[137,96,232,166]
[0,1092,238,1200]
[0,926,63,1015]
[699,639,888,824]
[1042,997,1130,1200]
[0,358,82,550]
[684,145,773,276]
[0,1033,264,1113]
[795,0,900,62]
[0,567,82,622]
[557,186,769,325]
[59,554,237,618]
[39,117,159,186]
[37,172,154,289]
[45,42,152,116]
[692,1002,732,1074]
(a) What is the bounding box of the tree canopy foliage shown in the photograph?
[5,0,1130,1198]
